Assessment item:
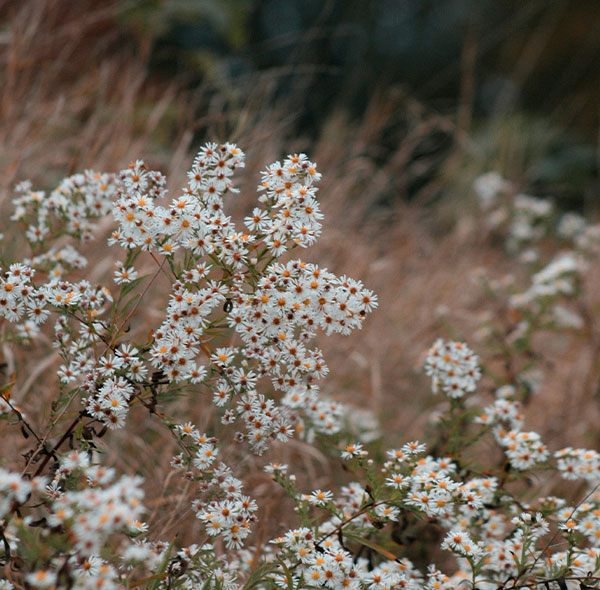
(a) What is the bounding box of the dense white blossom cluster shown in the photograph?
[474,171,600,260]
[472,171,600,341]
[1,157,599,590]
[424,339,480,397]
[0,144,377,451]
[261,422,600,590]
[12,171,116,246]
[0,144,383,588]
[555,447,600,482]
[509,252,583,310]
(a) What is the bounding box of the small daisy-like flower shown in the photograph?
[79,556,102,576]
[307,489,333,506]
[385,473,408,490]
[264,463,289,474]
[176,422,199,438]
[114,265,139,285]
[25,570,57,589]
[559,519,578,533]
[401,440,427,455]
[193,443,218,469]
[341,442,366,460]
[441,529,482,560]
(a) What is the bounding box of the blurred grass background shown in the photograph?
[1,0,600,550]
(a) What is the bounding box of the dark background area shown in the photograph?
[2,0,598,209]
[116,0,600,208]
[121,0,598,132]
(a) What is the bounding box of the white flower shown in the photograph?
[25,571,57,589]
[424,339,480,398]
[341,442,366,460]
[114,265,138,284]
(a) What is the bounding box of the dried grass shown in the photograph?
[1,0,599,549]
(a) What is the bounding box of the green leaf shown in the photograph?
[147,536,176,590]
[242,562,281,590]
[120,293,141,317]
[344,532,398,561]
[124,248,142,267]
[275,557,295,590]
[74,420,84,441]
[120,275,148,298]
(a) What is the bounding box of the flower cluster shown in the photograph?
[474,170,600,263]
[0,263,39,326]
[0,462,158,590]
[48,461,147,557]
[473,171,512,210]
[273,526,422,590]
[555,447,600,482]
[0,468,46,519]
[475,396,525,431]
[2,153,600,590]
[263,410,600,590]
[474,172,555,256]
[13,171,117,246]
[170,422,259,550]
[2,144,381,586]
[1,144,378,457]
[475,388,549,470]
[441,529,483,561]
[251,153,324,251]
[497,429,549,470]
[423,339,480,398]
[509,251,583,310]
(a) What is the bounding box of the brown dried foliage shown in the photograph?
[1,0,599,551]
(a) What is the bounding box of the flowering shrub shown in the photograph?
[1,150,600,589]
